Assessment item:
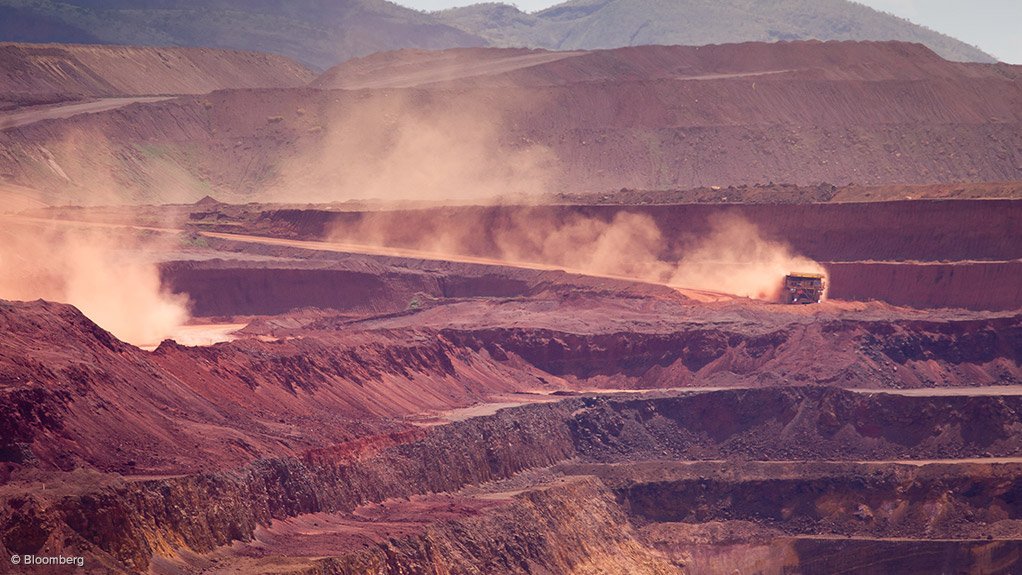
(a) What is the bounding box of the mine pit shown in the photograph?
[1,34,1020,575]
[2,196,1019,573]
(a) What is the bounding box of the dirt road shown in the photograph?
[0,96,173,131]
[198,230,733,301]
[330,50,588,89]
[852,386,1022,397]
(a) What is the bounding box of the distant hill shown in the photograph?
[439,0,994,64]
[0,0,485,70]
[0,0,995,69]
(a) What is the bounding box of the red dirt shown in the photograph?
[3,276,1019,478]
[0,299,554,474]
[826,261,1022,311]
[0,96,173,130]
[222,494,507,557]
[0,42,313,107]
[215,199,1022,311]
[2,39,1021,575]
[250,200,1022,263]
[1,41,1020,204]
[557,181,1022,203]
[159,255,683,317]
[5,385,1022,573]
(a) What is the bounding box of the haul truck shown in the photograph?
[782,273,825,304]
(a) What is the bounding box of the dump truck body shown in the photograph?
[782,273,825,304]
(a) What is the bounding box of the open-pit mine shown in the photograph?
[0,25,1020,575]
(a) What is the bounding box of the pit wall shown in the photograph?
[262,478,675,575]
[619,468,1022,537]
[159,263,442,316]
[159,256,1022,318]
[440,314,1021,387]
[158,258,663,317]
[237,200,1022,311]
[610,460,1022,574]
[825,261,1022,311]
[790,539,1022,575]
[256,200,1022,263]
[5,388,1022,572]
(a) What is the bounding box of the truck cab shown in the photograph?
[782,273,825,304]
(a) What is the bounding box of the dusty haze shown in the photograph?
[0,220,190,345]
[274,91,557,203]
[327,210,827,300]
[668,214,828,300]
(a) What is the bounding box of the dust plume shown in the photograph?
[0,220,190,345]
[274,90,557,203]
[491,211,674,280]
[668,214,827,300]
[327,210,826,301]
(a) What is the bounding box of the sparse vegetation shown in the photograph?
[182,233,210,249]
[133,142,171,158]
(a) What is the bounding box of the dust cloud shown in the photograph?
[274,91,557,203]
[0,221,190,345]
[327,210,826,301]
[493,211,675,280]
[667,214,827,299]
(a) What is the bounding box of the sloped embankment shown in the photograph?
[3,387,1022,572]
[245,199,1022,311]
[0,42,313,106]
[3,42,1021,203]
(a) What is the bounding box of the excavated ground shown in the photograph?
[175,198,1022,312]
[0,200,1020,574]
[4,386,1022,574]
[1,39,1020,574]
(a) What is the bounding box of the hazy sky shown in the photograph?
[396,0,1021,64]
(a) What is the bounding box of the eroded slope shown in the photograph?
[2,42,1020,204]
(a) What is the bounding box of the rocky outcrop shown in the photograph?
[611,461,1022,538]
[3,298,1020,476]
[276,479,675,575]
[439,312,1021,388]
[2,401,578,571]
[5,387,1022,571]
[0,300,547,474]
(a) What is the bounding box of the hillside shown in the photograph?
[0,0,995,70]
[316,41,1009,90]
[2,41,1018,206]
[0,0,485,70]
[0,42,314,108]
[440,0,995,64]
